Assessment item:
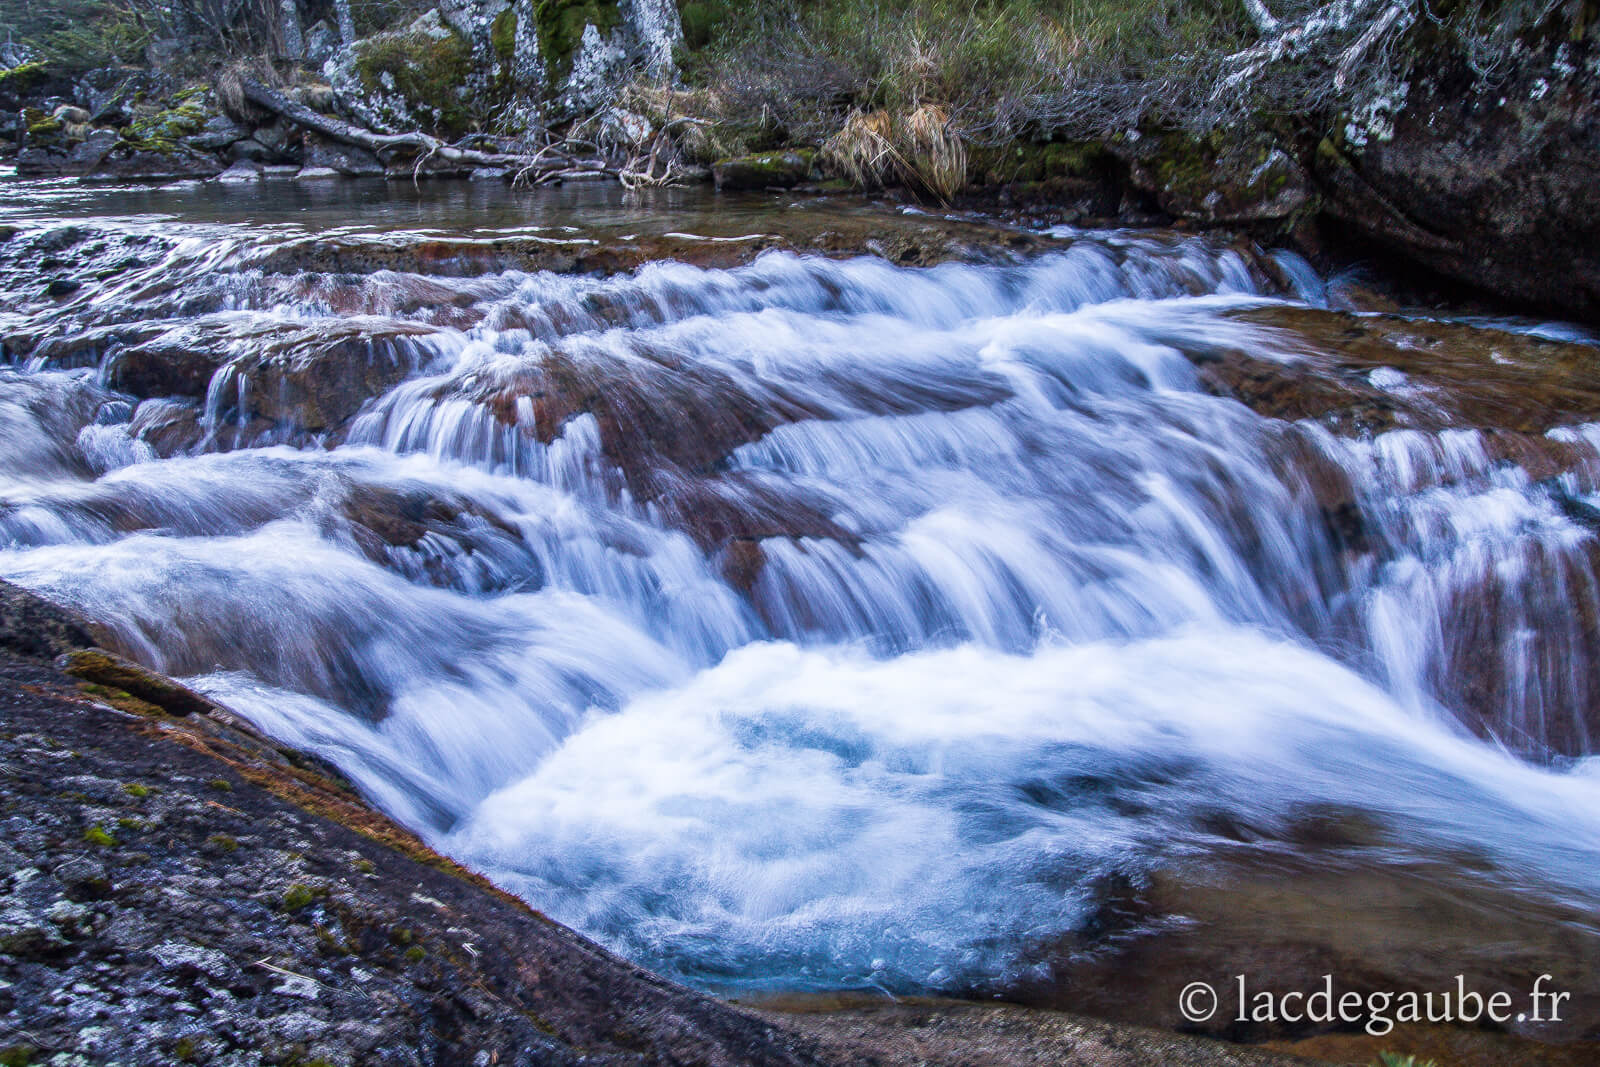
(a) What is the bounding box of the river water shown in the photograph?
[1,177,1597,1030]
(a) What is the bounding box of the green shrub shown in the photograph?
[9,0,150,75]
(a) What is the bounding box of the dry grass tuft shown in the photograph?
[822,109,901,188]
[822,105,967,203]
[900,104,967,202]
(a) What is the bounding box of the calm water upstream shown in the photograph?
[2,176,1597,1030]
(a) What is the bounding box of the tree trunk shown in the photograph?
[334,0,356,45]
[278,0,304,58]
[235,77,618,180]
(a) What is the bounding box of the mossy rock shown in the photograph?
[352,22,475,136]
[23,108,64,146]
[0,61,48,93]
[1123,128,1313,225]
[535,0,622,84]
[711,148,817,191]
[57,648,219,718]
[969,139,1113,187]
[121,101,208,153]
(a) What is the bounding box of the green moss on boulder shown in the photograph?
[969,140,1112,186]
[535,0,622,82]
[352,21,475,135]
[22,108,63,145]
[121,101,207,152]
[0,61,48,93]
[491,8,519,61]
[711,148,817,190]
[1121,128,1314,226]
[58,648,220,718]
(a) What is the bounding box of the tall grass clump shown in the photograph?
[823,104,967,202]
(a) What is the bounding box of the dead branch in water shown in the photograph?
[234,77,624,183]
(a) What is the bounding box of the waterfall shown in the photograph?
[3,203,1599,1001]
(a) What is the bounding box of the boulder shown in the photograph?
[1316,36,1600,323]
[104,315,443,435]
[185,113,251,151]
[89,147,224,181]
[1116,128,1314,227]
[322,0,684,135]
[304,20,341,65]
[66,128,120,172]
[214,160,263,183]
[303,133,385,176]
[15,126,168,180]
[326,10,477,136]
[712,149,818,191]
[227,137,280,164]
[0,579,95,662]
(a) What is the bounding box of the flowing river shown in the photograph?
[2,177,1598,1033]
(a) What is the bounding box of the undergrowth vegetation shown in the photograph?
[4,0,154,74]
[679,0,1254,144]
[675,0,1596,190]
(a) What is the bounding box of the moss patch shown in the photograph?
[491,8,519,62]
[969,139,1112,186]
[352,27,475,135]
[121,102,207,152]
[281,883,321,912]
[0,62,47,93]
[61,649,216,717]
[22,108,63,146]
[535,0,622,83]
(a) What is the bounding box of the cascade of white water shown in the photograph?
[2,219,1599,997]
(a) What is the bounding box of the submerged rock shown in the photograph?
[1207,305,1600,435]
[104,316,445,436]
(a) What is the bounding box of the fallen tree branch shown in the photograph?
[236,78,623,180]
[1213,0,1417,101]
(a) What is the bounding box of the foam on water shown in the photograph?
[449,631,1600,992]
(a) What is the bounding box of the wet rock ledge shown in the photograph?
[0,579,1316,1066]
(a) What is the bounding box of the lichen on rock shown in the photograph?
[330,10,476,135]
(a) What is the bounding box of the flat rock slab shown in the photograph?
[754,996,1327,1066]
